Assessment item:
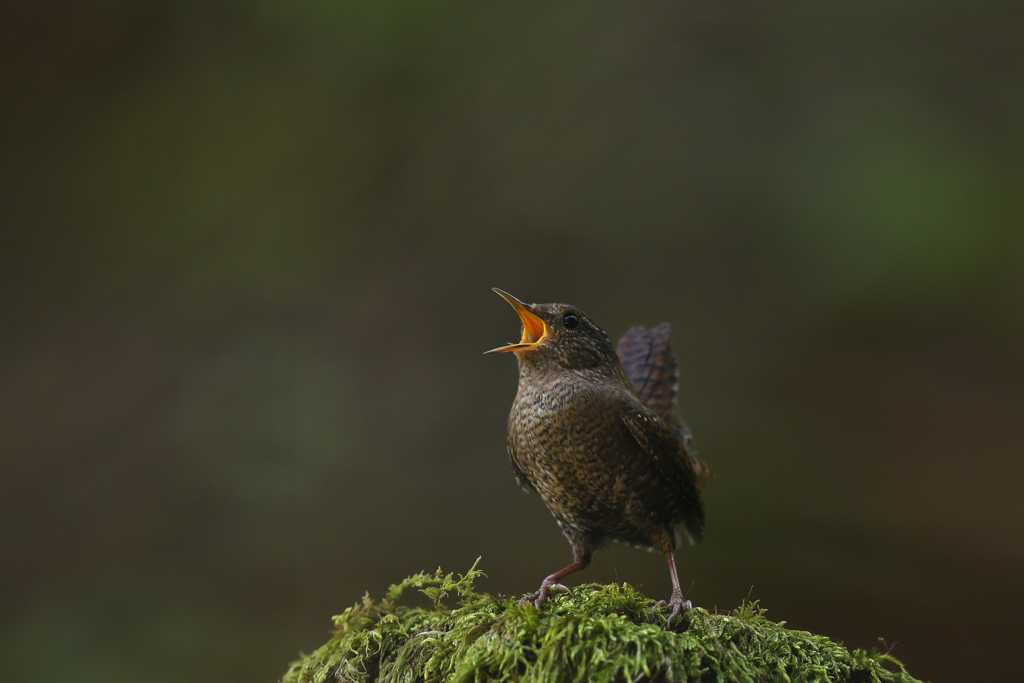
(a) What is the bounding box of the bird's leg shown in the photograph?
[521,549,592,608]
[655,550,692,627]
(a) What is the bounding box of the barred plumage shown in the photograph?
[487,290,708,626]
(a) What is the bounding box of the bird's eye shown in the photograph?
[563,312,580,329]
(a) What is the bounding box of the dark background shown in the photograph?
[3,2,1023,682]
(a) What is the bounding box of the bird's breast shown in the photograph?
[508,375,643,522]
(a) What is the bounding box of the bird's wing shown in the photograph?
[507,438,535,493]
[617,324,710,482]
[621,406,705,544]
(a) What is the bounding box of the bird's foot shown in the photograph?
[519,582,572,608]
[654,591,692,628]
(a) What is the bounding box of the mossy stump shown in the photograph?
[282,561,921,683]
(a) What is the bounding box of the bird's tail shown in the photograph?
[617,323,713,486]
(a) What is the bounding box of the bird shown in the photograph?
[485,288,709,626]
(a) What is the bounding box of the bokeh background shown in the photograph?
[3,2,1023,681]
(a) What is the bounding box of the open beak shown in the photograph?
[484,288,550,354]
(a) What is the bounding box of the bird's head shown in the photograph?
[484,288,618,371]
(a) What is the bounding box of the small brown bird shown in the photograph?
[486,289,709,625]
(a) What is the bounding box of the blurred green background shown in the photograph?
[2,2,1023,681]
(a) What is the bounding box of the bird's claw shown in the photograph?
[653,593,692,628]
[519,583,572,608]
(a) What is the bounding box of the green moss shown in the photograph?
[282,560,921,683]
